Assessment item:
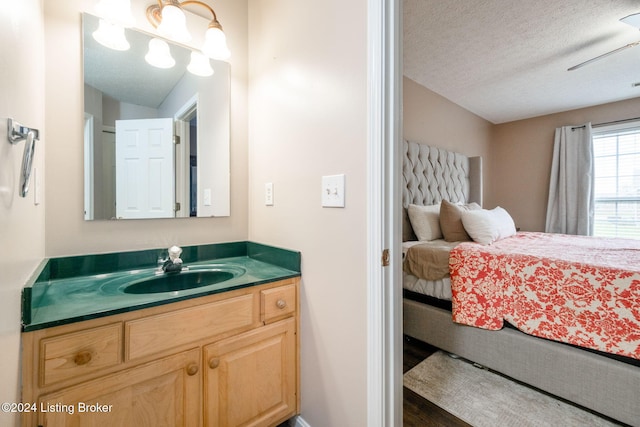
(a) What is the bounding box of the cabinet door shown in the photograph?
[38,348,201,427]
[204,318,296,427]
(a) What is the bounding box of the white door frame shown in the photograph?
[174,95,198,218]
[83,113,94,220]
[367,0,402,426]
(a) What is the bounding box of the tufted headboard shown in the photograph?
[402,140,483,241]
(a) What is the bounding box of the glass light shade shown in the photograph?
[95,0,135,27]
[157,5,191,43]
[92,19,130,51]
[187,52,214,77]
[202,26,231,60]
[145,38,175,69]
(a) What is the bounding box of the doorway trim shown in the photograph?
[83,113,94,220]
[367,0,402,425]
[174,95,198,218]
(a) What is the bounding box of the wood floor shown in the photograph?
[403,336,471,427]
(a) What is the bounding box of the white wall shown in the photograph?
[44,0,248,257]
[248,0,369,425]
[0,1,45,425]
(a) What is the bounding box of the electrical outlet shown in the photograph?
[265,182,274,206]
[321,174,345,208]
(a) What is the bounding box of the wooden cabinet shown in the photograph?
[22,278,299,427]
[37,348,201,427]
[40,323,123,386]
[125,294,255,361]
[204,318,296,427]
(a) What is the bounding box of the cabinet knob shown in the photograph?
[74,351,92,366]
[209,358,220,369]
[186,363,199,376]
[276,299,287,309]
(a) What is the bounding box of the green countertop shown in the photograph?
[22,241,300,332]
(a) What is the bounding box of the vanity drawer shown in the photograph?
[40,323,123,386]
[261,283,296,323]
[125,294,256,360]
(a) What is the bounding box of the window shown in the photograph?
[592,122,640,239]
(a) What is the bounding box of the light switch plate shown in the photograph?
[265,182,274,206]
[321,174,345,208]
[203,188,212,206]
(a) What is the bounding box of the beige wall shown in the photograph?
[0,2,45,425]
[12,1,373,426]
[491,97,640,232]
[248,0,368,425]
[404,76,640,232]
[44,0,249,257]
[403,76,494,202]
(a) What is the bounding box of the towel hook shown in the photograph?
[7,118,40,197]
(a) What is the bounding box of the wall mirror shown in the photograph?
[82,12,230,220]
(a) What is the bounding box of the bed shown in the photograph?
[401,140,640,426]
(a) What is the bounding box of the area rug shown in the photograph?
[404,351,619,427]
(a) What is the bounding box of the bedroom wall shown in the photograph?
[490,96,640,232]
[403,76,494,204]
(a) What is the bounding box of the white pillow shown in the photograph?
[407,203,442,241]
[461,206,516,245]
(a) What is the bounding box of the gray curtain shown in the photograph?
[545,123,594,235]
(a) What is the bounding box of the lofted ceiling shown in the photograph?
[83,13,192,109]
[403,0,640,124]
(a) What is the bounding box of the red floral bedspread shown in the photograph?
[450,232,640,359]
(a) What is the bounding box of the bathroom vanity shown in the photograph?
[21,242,300,427]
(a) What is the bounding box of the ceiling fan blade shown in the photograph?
[567,41,640,71]
[621,13,640,29]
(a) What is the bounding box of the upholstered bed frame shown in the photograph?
[402,140,640,426]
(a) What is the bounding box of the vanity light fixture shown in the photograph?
[146,0,231,60]
[92,0,229,75]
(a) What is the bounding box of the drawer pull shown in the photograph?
[74,351,92,366]
[186,363,199,376]
[209,358,220,369]
[276,299,287,309]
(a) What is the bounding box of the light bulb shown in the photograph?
[92,19,130,51]
[187,52,214,77]
[202,26,230,60]
[145,38,175,69]
[157,4,191,43]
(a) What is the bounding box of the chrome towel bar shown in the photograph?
[7,118,40,197]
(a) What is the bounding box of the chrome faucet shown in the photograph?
[161,245,184,273]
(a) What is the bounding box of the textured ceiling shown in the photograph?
[83,13,191,109]
[404,0,640,124]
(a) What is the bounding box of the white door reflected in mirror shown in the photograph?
[116,118,174,219]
